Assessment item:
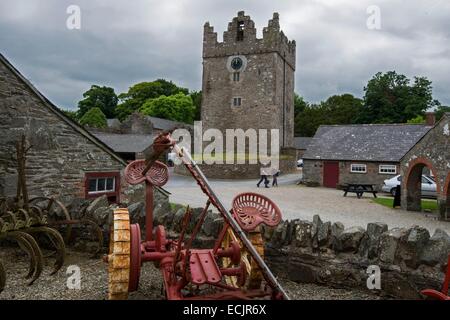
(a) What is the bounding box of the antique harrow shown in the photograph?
[0,136,66,290]
[0,136,102,293]
[106,132,289,300]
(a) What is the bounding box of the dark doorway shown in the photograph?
[406,162,438,211]
[323,161,339,188]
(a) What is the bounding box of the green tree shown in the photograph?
[294,94,307,118]
[77,85,118,119]
[79,107,107,128]
[435,105,450,121]
[60,109,79,123]
[140,93,195,123]
[294,94,363,137]
[116,79,189,121]
[358,71,439,124]
[407,115,425,124]
[321,94,364,124]
[294,103,325,137]
[190,90,202,121]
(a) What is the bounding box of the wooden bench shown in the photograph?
[343,183,378,199]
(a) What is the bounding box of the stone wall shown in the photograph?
[401,113,450,220]
[174,156,297,179]
[303,160,399,190]
[261,215,449,299]
[86,193,449,299]
[0,57,127,203]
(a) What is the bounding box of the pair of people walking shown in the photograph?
[257,167,280,188]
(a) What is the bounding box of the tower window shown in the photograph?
[233,72,240,82]
[237,21,245,41]
[233,97,242,106]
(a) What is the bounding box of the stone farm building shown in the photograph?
[302,123,432,190]
[401,113,450,220]
[0,53,166,205]
[293,137,312,160]
[91,113,193,161]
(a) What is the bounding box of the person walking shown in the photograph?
[257,167,270,188]
[272,169,280,187]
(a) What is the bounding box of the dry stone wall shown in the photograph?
[80,192,449,299]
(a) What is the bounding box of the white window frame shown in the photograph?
[232,97,242,107]
[379,164,397,175]
[350,163,367,174]
[88,177,116,194]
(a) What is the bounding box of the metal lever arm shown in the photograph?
[172,144,290,300]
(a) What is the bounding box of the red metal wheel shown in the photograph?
[231,192,282,231]
[129,223,141,292]
[124,160,169,187]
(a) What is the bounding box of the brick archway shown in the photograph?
[404,157,441,212]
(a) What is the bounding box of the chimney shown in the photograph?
[425,112,436,126]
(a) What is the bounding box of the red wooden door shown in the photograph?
[323,161,339,188]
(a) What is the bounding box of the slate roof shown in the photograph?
[303,124,432,162]
[146,116,193,131]
[106,116,193,132]
[92,133,155,153]
[293,137,312,150]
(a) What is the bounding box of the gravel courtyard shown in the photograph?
[165,169,450,235]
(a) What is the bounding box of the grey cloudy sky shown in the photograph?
[1,0,449,110]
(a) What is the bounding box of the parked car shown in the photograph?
[381,174,436,197]
[297,159,304,168]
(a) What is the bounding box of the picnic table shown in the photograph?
[343,183,378,199]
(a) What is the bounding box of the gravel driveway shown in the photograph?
[165,169,450,235]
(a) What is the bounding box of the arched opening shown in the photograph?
[445,173,450,220]
[405,160,439,213]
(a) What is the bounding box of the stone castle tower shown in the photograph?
[201,11,296,150]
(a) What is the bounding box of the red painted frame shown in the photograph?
[84,171,121,203]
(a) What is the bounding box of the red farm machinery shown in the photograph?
[105,132,290,300]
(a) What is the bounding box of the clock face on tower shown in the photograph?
[231,57,243,70]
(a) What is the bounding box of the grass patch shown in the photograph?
[372,197,438,211]
[169,202,185,210]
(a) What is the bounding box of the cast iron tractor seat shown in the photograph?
[231,192,282,231]
[124,159,169,187]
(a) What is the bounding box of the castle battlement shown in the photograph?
[203,12,296,69]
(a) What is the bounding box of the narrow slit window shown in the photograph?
[233,97,242,107]
[233,72,240,82]
[237,21,245,41]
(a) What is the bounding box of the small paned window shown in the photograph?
[350,164,367,173]
[379,165,396,174]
